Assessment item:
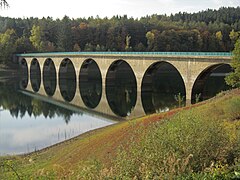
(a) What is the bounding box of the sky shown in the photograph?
[0,0,240,19]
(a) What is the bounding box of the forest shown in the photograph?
[0,7,240,64]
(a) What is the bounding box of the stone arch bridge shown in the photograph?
[16,52,232,119]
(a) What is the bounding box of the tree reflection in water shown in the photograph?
[0,78,79,124]
[106,60,137,117]
[30,58,41,92]
[43,58,57,96]
[79,59,102,109]
[59,58,76,102]
[141,62,186,114]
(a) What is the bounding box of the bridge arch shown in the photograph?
[30,58,41,92]
[43,58,57,96]
[79,58,102,109]
[19,58,28,89]
[59,58,76,102]
[191,63,232,103]
[141,61,186,114]
[106,59,137,117]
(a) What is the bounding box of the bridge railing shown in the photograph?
[16,51,232,57]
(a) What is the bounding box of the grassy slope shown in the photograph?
[0,107,182,178]
[0,89,240,178]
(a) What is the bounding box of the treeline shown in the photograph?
[1,7,240,64]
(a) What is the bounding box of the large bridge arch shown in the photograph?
[19,58,28,89]
[141,61,186,114]
[105,59,137,117]
[79,58,102,109]
[30,58,41,92]
[43,58,57,96]
[58,58,77,102]
[191,63,232,103]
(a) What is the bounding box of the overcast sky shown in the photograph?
[1,0,240,19]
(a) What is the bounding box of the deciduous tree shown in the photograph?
[0,29,17,64]
[146,31,155,51]
[29,25,44,51]
[125,35,132,51]
[225,39,240,87]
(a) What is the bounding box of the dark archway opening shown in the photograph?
[191,64,232,104]
[106,60,137,117]
[79,59,102,109]
[59,58,76,102]
[141,61,186,114]
[30,58,41,92]
[43,58,57,96]
[19,58,28,89]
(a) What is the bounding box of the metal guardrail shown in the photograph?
[16,51,232,57]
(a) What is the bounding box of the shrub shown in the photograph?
[223,97,240,120]
[106,96,240,179]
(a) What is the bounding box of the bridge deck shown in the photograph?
[16,51,232,58]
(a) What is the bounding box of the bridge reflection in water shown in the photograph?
[19,53,232,120]
[0,79,117,155]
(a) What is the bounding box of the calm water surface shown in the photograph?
[0,78,115,155]
[0,61,232,155]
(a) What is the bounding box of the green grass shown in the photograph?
[1,89,240,179]
[76,89,240,179]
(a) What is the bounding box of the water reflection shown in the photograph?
[59,58,76,102]
[0,78,115,155]
[191,64,232,103]
[141,62,186,114]
[0,79,75,122]
[30,58,41,92]
[43,58,57,96]
[106,60,137,117]
[79,59,102,109]
[19,58,28,89]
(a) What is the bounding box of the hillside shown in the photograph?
[0,89,240,179]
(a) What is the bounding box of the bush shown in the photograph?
[223,97,240,120]
[104,96,240,179]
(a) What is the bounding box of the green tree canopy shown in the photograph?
[29,25,44,51]
[0,29,17,64]
[146,31,155,51]
[1,7,240,66]
[225,39,240,87]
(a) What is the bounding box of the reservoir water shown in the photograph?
[0,60,231,155]
[0,77,115,155]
